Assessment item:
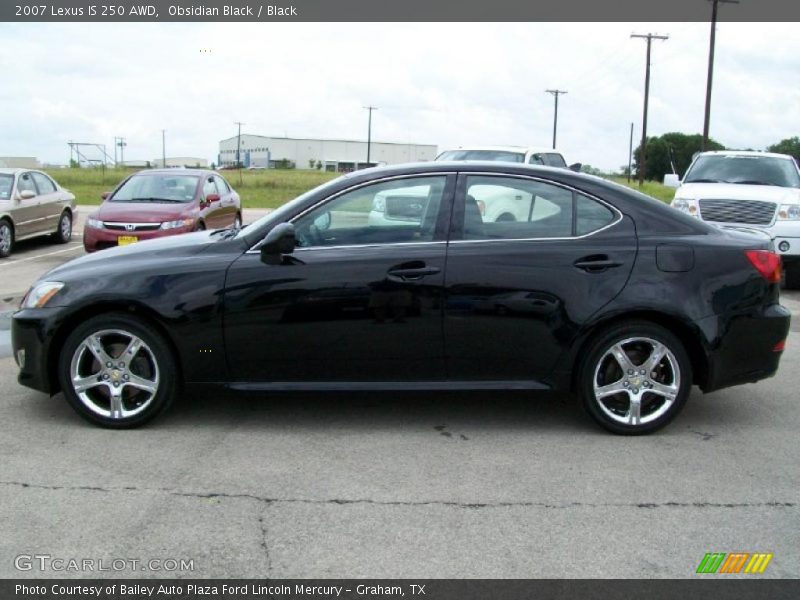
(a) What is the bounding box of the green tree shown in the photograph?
[634,132,725,181]
[767,137,800,162]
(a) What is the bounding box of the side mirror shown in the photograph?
[663,174,681,188]
[19,190,36,200]
[260,223,296,264]
[207,193,221,203]
[568,163,582,172]
[101,191,111,200]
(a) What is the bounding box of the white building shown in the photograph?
[0,157,39,168]
[218,134,437,172]
[152,157,209,168]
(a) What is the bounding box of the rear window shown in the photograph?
[684,155,800,188]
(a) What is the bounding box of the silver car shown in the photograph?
[0,168,77,258]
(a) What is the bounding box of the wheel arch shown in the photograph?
[46,301,183,395]
[568,310,710,392]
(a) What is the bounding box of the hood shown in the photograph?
[45,231,220,280]
[676,182,800,204]
[95,201,194,222]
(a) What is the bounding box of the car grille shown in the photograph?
[103,222,162,232]
[698,199,777,225]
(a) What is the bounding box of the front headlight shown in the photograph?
[671,197,699,217]
[86,217,103,229]
[777,204,800,221]
[21,282,65,309]
[160,218,194,230]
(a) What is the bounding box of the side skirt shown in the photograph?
[225,380,551,392]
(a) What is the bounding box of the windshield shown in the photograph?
[684,155,800,188]
[111,174,200,203]
[436,150,526,163]
[235,175,347,239]
[0,174,13,200]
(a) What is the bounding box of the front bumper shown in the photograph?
[83,224,194,252]
[11,307,65,395]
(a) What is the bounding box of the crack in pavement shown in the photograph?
[257,513,271,577]
[0,480,796,511]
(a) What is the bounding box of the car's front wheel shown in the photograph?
[0,219,13,258]
[58,313,178,428]
[578,321,692,435]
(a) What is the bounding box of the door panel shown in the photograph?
[13,173,45,237]
[224,244,447,381]
[213,175,237,226]
[31,172,61,231]
[443,174,637,382]
[223,173,455,383]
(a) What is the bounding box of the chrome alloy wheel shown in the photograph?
[0,222,11,254]
[592,336,680,426]
[233,214,242,229]
[60,213,72,240]
[69,329,160,419]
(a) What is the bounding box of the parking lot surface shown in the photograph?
[0,214,798,578]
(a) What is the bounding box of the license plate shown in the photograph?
[117,236,138,246]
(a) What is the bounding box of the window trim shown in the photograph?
[449,172,623,244]
[247,172,455,253]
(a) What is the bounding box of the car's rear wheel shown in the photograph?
[578,321,692,435]
[58,313,178,428]
[0,219,13,258]
[195,221,206,231]
[784,261,800,290]
[53,210,72,244]
[232,213,242,229]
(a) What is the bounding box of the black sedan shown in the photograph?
[12,162,791,434]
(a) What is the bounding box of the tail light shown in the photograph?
[745,250,782,283]
[773,339,786,352]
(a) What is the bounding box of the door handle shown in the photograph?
[387,266,441,280]
[573,256,623,272]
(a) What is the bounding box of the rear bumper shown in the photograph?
[700,303,792,393]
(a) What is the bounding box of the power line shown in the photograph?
[545,90,567,149]
[631,32,669,187]
[703,0,740,150]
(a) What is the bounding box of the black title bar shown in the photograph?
[3,0,800,22]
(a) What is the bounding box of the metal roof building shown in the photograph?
[218,134,437,172]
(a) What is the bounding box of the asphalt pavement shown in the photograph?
[0,213,798,578]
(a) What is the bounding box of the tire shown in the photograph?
[53,210,72,244]
[232,213,242,229]
[784,261,800,290]
[57,313,179,428]
[195,221,206,231]
[0,219,13,258]
[577,320,692,435]
[495,213,516,222]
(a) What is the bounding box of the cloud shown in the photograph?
[0,22,797,171]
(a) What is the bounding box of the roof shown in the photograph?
[132,168,213,175]
[0,167,35,175]
[438,145,564,155]
[697,150,796,160]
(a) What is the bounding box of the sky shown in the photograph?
[0,21,798,171]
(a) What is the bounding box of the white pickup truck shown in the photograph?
[667,151,800,288]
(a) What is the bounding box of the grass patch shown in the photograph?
[609,176,675,203]
[44,167,340,209]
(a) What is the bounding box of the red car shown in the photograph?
[83,169,242,252]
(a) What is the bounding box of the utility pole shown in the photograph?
[115,136,126,167]
[234,121,245,184]
[545,90,567,149]
[702,0,739,150]
[161,130,166,168]
[631,32,669,187]
[627,122,634,183]
[363,106,378,166]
